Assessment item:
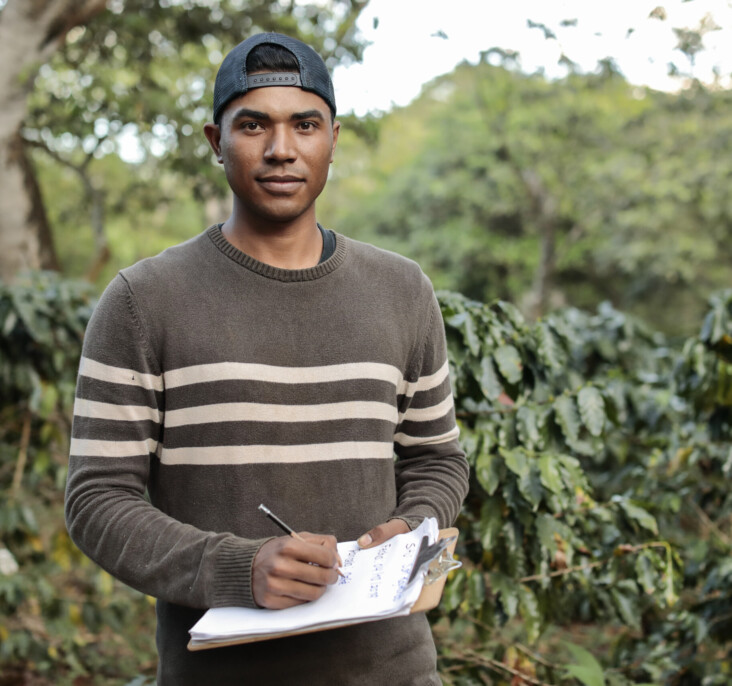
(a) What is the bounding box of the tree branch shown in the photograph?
[519,541,671,583]
[443,643,559,686]
[24,135,110,270]
[10,410,32,498]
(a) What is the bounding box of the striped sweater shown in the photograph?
[65,225,469,685]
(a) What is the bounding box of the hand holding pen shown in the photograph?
[259,504,344,575]
[251,504,343,610]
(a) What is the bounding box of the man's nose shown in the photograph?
[264,126,296,162]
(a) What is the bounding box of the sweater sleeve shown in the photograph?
[64,275,270,610]
[391,290,469,530]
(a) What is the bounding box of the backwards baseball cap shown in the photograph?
[213,32,336,123]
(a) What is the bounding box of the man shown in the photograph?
[65,32,468,685]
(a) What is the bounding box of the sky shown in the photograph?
[117,0,732,161]
[331,0,732,116]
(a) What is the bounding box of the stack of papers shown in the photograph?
[189,518,439,648]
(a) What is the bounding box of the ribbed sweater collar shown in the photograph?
[206,224,347,282]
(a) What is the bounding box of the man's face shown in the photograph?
[205,84,339,229]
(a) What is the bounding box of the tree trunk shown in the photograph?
[0,0,107,282]
[531,212,557,318]
[521,169,558,319]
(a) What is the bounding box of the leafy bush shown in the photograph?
[0,272,156,686]
[2,273,731,685]
[436,289,732,685]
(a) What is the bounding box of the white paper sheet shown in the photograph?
[189,518,438,646]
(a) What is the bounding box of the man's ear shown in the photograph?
[330,119,340,163]
[203,122,223,163]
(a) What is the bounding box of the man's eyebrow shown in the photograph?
[291,110,326,122]
[230,108,270,123]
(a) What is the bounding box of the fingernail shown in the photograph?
[357,533,372,547]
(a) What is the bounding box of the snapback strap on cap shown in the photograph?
[248,73,302,89]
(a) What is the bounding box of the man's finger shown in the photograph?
[270,554,339,586]
[357,518,410,549]
[258,576,332,609]
[298,531,343,568]
[268,569,337,600]
[283,536,339,569]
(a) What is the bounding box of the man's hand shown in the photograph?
[357,518,410,549]
[252,532,340,609]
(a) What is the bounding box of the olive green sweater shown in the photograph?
[65,226,468,685]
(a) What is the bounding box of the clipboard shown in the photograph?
[188,527,459,651]
[409,527,460,613]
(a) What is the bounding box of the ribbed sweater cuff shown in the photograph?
[212,536,274,608]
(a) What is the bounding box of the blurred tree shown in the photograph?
[320,58,732,335]
[0,0,368,282]
[0,0,107,281]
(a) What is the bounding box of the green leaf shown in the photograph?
[502,447,529,478]
[490,572,518,617]
[535,513,573,556]
[502,448,543,508]
[519,466,544,510]
[554,394,581,443]
[467,569,486,608]
[36,382,60,420]
[516,406,540,448]
[2,310,17,336]
[124,677,155,686]
[664,544,678,608]
[535,321,565,370]
[478,356,502,401]
[563,642,605,686]
[635,551,657,595]
[502,520,527,578]
[611,579,641,629]
[578,386,606,437]
[479,498,504,550]
[492,301,526,330]
[493,344,522,385]
[463,313,482,356]
[518,584,541,643]
[557,453,588,490]
[442,569,466,612]
[701,301,727,345]
[446,311,481,355]
[618,499,658,536]
[538,454,564,494]
[476,449,502,495]
[20,506,38,533]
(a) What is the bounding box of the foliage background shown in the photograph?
[2,1,732,684]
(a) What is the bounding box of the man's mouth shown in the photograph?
[257,175,305,193]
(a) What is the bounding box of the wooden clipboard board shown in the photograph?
[188,527,459,651]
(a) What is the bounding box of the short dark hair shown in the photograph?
[246,43,300,74]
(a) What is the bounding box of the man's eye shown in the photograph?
[298,121,315,130]
[242,122,260,131]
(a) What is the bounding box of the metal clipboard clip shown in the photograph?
[408,534,462,586]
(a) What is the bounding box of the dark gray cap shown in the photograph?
[213,32,336,123]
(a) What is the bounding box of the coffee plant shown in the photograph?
[1,273,731,685]
[436,289,732,685]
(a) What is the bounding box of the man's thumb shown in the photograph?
[357,520,409,549]
[357,526,379,548]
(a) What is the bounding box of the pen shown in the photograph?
[258,503,344,576]
[258,503,307,542]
